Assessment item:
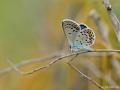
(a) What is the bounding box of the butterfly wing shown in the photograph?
[62,19,80,47]
[79,23,88,30]
[74,28,95,49]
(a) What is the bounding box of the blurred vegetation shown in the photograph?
[0,0,120,90]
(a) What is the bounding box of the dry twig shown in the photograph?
[80,61,119,87]
[68,60,105,90]
[6,49,120,75]
[5,49,120,90]
[103,0,120,42]
[0,52,60,75]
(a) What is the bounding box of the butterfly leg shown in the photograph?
[70,45,74,53]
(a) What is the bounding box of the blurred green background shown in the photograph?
[0,0,120,90]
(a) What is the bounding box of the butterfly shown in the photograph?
[62,19,95,51]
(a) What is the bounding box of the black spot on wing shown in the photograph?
[79,41,82,45]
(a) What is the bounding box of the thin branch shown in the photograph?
[7,51,88,75]
[67,62,105,90]
[103,0,120,42]
[0,52,60,75]
[66,55,105,90]
[80,60,119,87]
[6,49,120,75]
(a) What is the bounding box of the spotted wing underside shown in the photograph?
[62,19,80,46]
[74,28,95,49]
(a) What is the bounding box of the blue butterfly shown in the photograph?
[62,19,95,51]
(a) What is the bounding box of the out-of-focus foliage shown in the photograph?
[0,0,120,90]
